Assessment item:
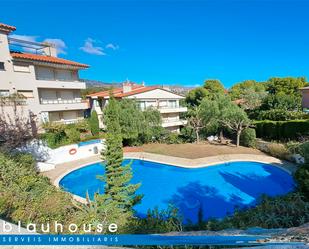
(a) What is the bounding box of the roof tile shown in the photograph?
[0,23,16,32]
[87,85,158,98]
[11,52,89,68]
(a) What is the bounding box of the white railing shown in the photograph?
[36,77,84,82]
[52,118,84,124]
[40,98,84,105]
[162,118,180,123]
[140,105,187,111]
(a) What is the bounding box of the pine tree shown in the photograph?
[97,97,141,221]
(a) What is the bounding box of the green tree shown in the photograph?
[187,99,219,143]
[97,97,141,225]
[89,110,100,136]
[199,98,220,132]
[204,79,225,98]
[261,93,302,111]
[187,106,205,144]
[118,99,144,144]
[220,103,250,147]
[239,88,267,110]
[185,87,209,107]
[266,77,308,96]
[139,108,163,143]
[229,80,266,100]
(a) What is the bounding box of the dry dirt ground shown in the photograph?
[126,142,265,159]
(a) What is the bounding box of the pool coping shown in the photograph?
[51,152,296,191]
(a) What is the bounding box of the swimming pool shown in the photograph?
[59,159,295,223]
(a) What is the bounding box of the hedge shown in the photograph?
[254,119,309,140]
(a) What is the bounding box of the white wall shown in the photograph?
[18,139,105,172]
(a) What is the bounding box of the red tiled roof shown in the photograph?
[0,23,16,32]
[10,52,89,68]
[87,85,159,98]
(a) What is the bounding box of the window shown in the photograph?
[0,90,10,97]
[0,62,5,70]
[35,66,55,80]
[139,101,146,110]
[13,63,30,73]
[17,90,34,98]
[168,100,177,108]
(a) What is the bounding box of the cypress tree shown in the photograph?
[97,97,141,219]
[89,110,100,136]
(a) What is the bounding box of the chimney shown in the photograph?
[123,79,132,93]
[42,42,57,57]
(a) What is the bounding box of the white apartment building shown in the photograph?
[0,23,89,125]
[87,81,188,132]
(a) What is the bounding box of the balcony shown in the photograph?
[162,119,187,128]
[53,117,84,125]
[140,105,187,113]
[36,79,86,89]
[158,106,187,113]
[40,98,88,112]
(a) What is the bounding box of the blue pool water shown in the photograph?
[59,160,295,223]
[78,139,102,147]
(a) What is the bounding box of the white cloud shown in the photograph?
[79,38,105,55]
[106,43,119,50]
[9,34,67,55]
[43,38,67,55]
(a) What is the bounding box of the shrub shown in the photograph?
[65,127,80,143]
[295,165,309,200]
[88,111,100,136]
[0,153,76,230]
[128,206,182,234]
[257,109,308,121]
[42,130,67,148]
[164,132,182,144]
[267,143,290,160]
[240,128,256,147]
[42,121,91,148]
[179,126,196,143]
[286,141,302,155]
[254,119,309,141]
[300,141,309,163]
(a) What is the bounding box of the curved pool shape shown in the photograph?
[59,159,295,223]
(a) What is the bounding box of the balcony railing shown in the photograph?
[36,77,84,83]
[52,117,84,124]
[140,105,187,111]
[40,98,85,105]
[162,118,180,123]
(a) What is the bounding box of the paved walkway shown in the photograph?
[43,152,297,187]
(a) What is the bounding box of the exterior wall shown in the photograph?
[0,31,87,126]
[301,89,309,109]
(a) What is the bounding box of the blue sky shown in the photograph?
[2,0,309,88]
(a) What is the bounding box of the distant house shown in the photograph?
[87,81,188,132]
[301,87,309,110]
